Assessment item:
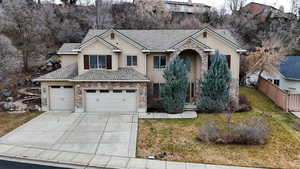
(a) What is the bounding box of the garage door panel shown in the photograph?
[85,90,137,112]
[50,86,74,111]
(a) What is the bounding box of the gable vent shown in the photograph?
[111,32,115,39]
[203,31,208,38]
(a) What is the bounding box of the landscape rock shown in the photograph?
[1,89,12,97]
[3,102,14,111]
[6,97,13,102]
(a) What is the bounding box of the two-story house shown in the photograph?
[36,27,245,113]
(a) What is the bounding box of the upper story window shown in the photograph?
[127,56,137,66]
[274,79,280,86]
[154,56,166,69]
[84,55,112,70]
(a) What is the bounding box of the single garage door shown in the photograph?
[85,89,137,112]
[50,86,74,111]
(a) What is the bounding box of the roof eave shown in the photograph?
[70,79,151,82]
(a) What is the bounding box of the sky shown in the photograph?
[50,0,293,12]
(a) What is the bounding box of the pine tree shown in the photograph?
[198,52,231,113]
[160,57,189,114]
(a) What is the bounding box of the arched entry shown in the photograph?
[178,49,202,103]
[169,40,209,104]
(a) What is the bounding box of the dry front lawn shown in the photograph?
[0,111,42,137]
[137,87,300,169]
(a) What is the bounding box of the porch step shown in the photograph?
[184,104,198,111]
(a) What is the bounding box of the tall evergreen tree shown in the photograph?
[161,57,189,114]
[198,52,231,113]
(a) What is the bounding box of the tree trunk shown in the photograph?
[23,50,29,72]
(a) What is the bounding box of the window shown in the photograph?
[126,90,136,93]
[154,56,166,69]
[100,90,109,93]
[86,90,96,93]
[208,54,212,70]
[63,86,73,88]
[51,86,61,88]
[226,55,231,69]
[84,55,112,70]
[127,56,137,66]
[153,83,165,98]
[113,90,123,93]
[274,79,280,86]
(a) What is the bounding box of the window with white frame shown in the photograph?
[127,55,137,66]
[154,56,166,69]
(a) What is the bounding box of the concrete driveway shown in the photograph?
[0,112,138,157]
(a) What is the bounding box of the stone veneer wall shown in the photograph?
[74,82,147,113]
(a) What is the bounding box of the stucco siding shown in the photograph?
[60,55,78,68]
[78,40,118,74]
[104,34,147,75]
[146,53,170,83]
[195,32,240,79]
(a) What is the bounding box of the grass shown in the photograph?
[0,111,43,137]
[137,87,300,169]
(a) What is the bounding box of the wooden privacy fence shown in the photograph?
[257,77,300,112]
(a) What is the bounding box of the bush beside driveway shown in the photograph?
[137,87,300,169]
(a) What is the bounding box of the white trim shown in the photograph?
[204,49,216,52]
[236,49,247,53]
[57,52,78,54]
[100,29,148,50]
[79,36,120,51]
[142,50,151,53]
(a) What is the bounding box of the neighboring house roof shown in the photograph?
[71,68,149,82]
[57,43,80,54]
[80,28,241,51]
[165,1,210,7]
[279,56,300,80]
[35,63,78,81]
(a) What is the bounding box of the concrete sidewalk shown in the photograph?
[291,112,300,118]
[0,144,262,169]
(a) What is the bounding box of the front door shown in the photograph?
[186,82,195,104]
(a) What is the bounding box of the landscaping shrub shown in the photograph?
[160,57,189,114]
[198,115,271,145]
[237,95,252,112]
[198,52,231,113]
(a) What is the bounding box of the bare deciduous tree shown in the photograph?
[0,34,22,77]
[247,35,288,77]
[1,0,47,71]
[226,0,247,13]
[96,0,113,29]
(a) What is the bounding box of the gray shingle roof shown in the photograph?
[280,56,300,80]
[35,63,78,81]
[81,29,240,50]
[72,68,149,82]
[57,43,80,54]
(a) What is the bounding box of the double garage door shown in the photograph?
[85,89,137,112]
[50,86,74,111]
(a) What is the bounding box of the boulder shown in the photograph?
[1,89,12,97]
[6,97,13,102]
[3,102,14,111]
